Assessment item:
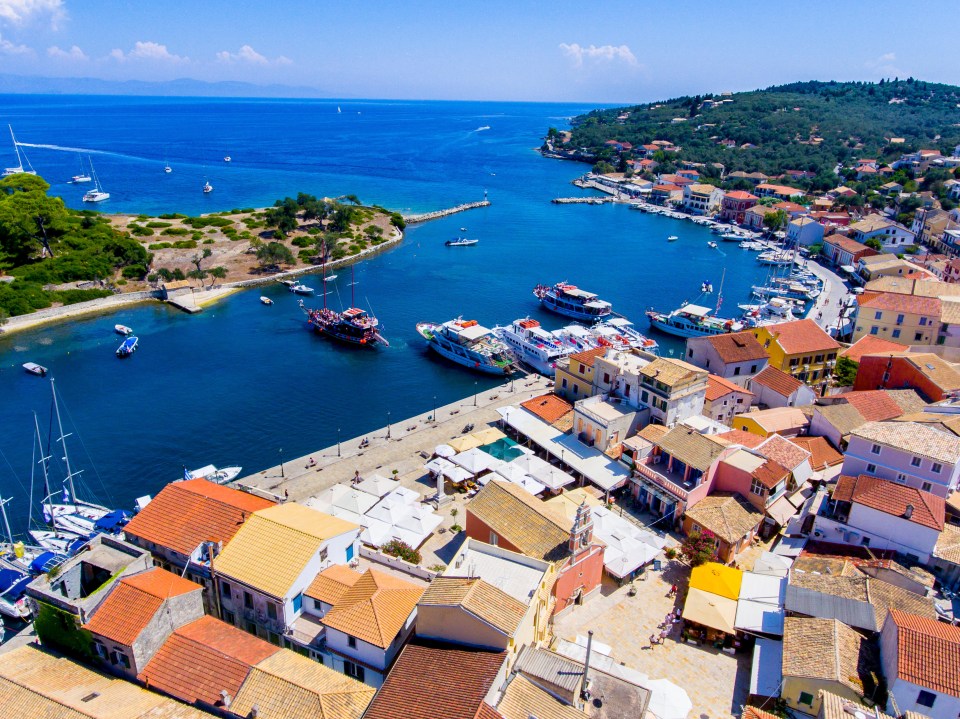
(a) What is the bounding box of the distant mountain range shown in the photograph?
[0,74,326,99]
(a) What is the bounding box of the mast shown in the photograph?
[8,125,23,171]
[322,256,327,310]
[0,495,14,547]
[716,268,726,314]
[51,379,79,508]
[351,264,355,308]
[34,411,58,535]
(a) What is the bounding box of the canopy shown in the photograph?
[527,464,576,491]
[30,551,64,575]
[643,678,693,719]
[94,509,130,532]
[356,473,396,497]
[434,444,456,459]
[689,562,742,600]
[753,550,793,577]
[452,447,504,475]
[602,531,661,578]
[447,435,484,453]
[443,465,474,484]
[765,495,797,527]
[471,426,506,444]
[681,587,738,634]
[735,599,785,636]
[425,457,455,476]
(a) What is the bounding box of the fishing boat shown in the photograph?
[298,265,388,346]
[667,235,679,242]
[68,155,92,184]
[416,318,516,375]
[203,181,213,194]
[22,362,47,377]
[445,237,479,247]
[180,464,243,484]
[493,318,577,375]
[2,125,36,177]
[114,324,133,335]
[533,282,613,322]
[82,159,109,203]
[260,296,273,305]
[116,336,138,357]
[289,282,314,295]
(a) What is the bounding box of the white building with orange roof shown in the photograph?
[703,374,754,425]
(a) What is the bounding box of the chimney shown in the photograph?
[250,705,260,718]
[219,690,231,708]
[904,504,914,519]
[580,630,594,705]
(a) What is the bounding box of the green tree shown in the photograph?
[763,209,788,232]
[864,238,883,251]
[680,530,717,567]
[209,266,228,286]
[592,161,615,175]
[834,356,859,386]
[0,174,69,267]
[256,241,295,270]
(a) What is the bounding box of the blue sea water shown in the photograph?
[0,95,772,535]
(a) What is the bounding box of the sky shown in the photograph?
[1,0,958,103]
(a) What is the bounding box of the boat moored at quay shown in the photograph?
[417,318,517,375]
[647,304,746,339]
[299,300,389,346]
[533,282,613,321]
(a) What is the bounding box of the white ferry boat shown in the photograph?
[416,318,516,375]
[493,318,574,375]
[647,304,745,339]
[533,282,613,321]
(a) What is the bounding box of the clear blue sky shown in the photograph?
[1,0,956,102]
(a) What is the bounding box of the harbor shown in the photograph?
[402,199,491,224]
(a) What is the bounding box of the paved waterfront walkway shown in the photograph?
[803,259,851,334]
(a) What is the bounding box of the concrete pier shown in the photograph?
[236,373,552,503]
[552,197,614,204]
[403,200,491,225]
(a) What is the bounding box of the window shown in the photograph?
[871,444,882,455]
[344,661,365,682]
[916,691,936,709]
[245,621,257,635]
[932,463,943,474]
[244,591,253,609]
[687,349,693,358]
[292,592,303,613]
[750,478,765,496]
[267,603,277,620]
[223,611,235,625]
[915,332,923,342]
[733,366,741,376]
[222,583,232,599]
[867,463,877,473]
[751,364,758,373]
[705,359,710,368]
[896,473,908,484]
[112,651,131,669]
[573,384,579,395]
[347,636,357,649]
[489,532,498,546]
[862,537,871,547]
[268,632,280,646]
[603,372,611,384]
[319,546,328,562]
[892,329,901,339]
[798,692,814,706]
[578,363,585,375]
[922,481,933,492]
[624,384,630,397]
[561,378,568,389]
[912,456,922,467]
[874,311,883,320]
[815,354,824,363]
[870,327,879,335]
[896,314,905,325]
[641,390,649,403]
[920,317,928,326]
[790,358,799,367]
[93,641,107,659]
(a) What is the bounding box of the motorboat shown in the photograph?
[289,283,314,295]
[164,164,172,173]
[116,336,138,357]
[445,238,479,247]
[417,318,516,375]
[223,156,232,162]
[324,274,338,281]
[203,181,213,194]
[114,324,133,335]
[260,296,273,305]
[182,464,243,485]
[707,241,718,249]
[533,281,613,322]
[22,362,47,377]
[667,235,678,242]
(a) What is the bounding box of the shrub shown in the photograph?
[128,225,153,237]
[160,227,190,236]
[122,264,147,279]
[680,530,717,567]
[171,240,198,249]
[450,524,463,533]
[148,242,172,250]
[664,547,678,560]
[381,539,421,565]
[145,221,172,228]
[158,213,186,220]
[203,239,215,244]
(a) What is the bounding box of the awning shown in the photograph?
[840,265,856,273]
[765,495,797,526]
[750,638,783,698]
[689,562,743,600]
[735,599,784,636]
[471,427,506,444]
[447,435,484,453]
[681,587,737,634]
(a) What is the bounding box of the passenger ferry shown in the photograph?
[416,319,516,375]
[646,304,745,339]
[533,282,613,321]
[493,318,576,375]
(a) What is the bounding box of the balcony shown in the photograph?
[633,461,690,501]
[242,607,288,636]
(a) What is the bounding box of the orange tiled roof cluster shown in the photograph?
[520,394,574,425]
[889,609,960,697]
[765,319,840,355]
[567,347,607,368]
[321,569,424,649]
[788,436,843,470]
[704,331,768,363]
[839,335,908,363]
[705,375,753,402]
[833,475,944,531]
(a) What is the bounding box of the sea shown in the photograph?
[0,95,774,535]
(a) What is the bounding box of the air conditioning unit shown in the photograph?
[813,529,824,538]
[836,514,848,523]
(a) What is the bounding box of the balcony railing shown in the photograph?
[633,462,689,501]
[242,607,288,635]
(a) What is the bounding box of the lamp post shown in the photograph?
[432,396,437,423]
[337,428,341,457]
[474,381,478,407]
[386,411,392,440]
[279,448,284,478]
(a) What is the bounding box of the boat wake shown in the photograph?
[474,126,491,132]
[18,142,145,162]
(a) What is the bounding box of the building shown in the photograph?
[466,481,604,616]
[841,421,960,498]
[854,352,960,401]
[787,217,825,247]
[732,407,809,438]
[682,183,724,215]
[839,335,912,366]
[814,475,945,562]
[744,204,779,231]
[214,503,361,644]
[880,610,960,719]
[748,366,817,408]
[913,208,959,249]
[808,389,926,450]
[572,395,642,454]
[122,478,274,605]
[851,292,941,345]
[703,374,754,425]
[752,319,841,384]
[83,568,204,678]
[294,566,424,687]
[718,190,759,223]
[636,356,708,427]
[755,183,805,201]
[712,446,793,526]
[850,214,916,250]
[682,493,763,563]
[685,331,769,388]
[781,617,880,715]
[822,235,879,269]
[555,347,607,402]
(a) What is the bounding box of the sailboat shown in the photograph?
[299,262,388,346]
[337,105,342,113]
[82,159,110,202]
[68,154,92,184]
[203,180,213,194]
[2,125,36,177]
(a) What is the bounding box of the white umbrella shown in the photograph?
[528,464,575,490]
[442,465,474,485]
[355,473,396,497]
[425,457,455,477]
[643,678,692,719]
[452,447,504,475]
[435,444,456,459]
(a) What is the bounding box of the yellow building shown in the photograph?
[554,347,606,402]
[751,319,840,384]
[731,407,809,438]
[851,290,942,345]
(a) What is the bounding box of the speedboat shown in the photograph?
[445,238,479,247]
[22,362,47,377]
[533,281,613,321]
[116,336,138,357]
[164,165,172,173]
[115,324,133,335]
[260,296,273,305]
[181,464,243,485]
[223,156,232,162]
[69,173,92,184]
[667,235,678,242]
[203,181,213,193]
[289,283,314,295]
[707,241,718,249]
[417,318,516,375]
[324,274,338,281]
[0,563,33,620]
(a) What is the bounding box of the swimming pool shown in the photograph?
[481,438,525,462]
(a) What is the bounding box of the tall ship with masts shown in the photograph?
[299,264,388,346]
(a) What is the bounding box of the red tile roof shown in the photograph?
[714,429,766,449]
[705,374,753,402]
[751,458,790,489]
[139,615,279,706]
[859,292,941,316]
[362,642,506,719]
[833,475,944,530]
[823,235,874,254]
[567,347,607,368]
[521,394,575,424]
[839,335,909,363]
[788,436,843,470]
[124,478,274,556]
[756,434,810,471]
[751,366,804,398]
[724,190,758,201]
[764,319,840,355]
[889,609,960,698]
[703,331,768,364]
[321,569,424,649]
[842,391,905,422]
[83,568,201,646]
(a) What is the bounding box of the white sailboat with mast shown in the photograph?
[82,159,110,203]
[2,125,36,177]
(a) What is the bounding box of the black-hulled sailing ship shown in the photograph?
[298,264,388,347]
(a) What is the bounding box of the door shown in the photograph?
[345,543,354,562]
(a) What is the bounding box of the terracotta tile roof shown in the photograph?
[639,357,706,386]
[656,426,727,471]
[476,703,506,719]
[859,292,941,315]
[230,649,375,719]
[816,402,871,437]
[864,353,960,393]
[714,429,765,449]
[214,504,360,599]
[724,190,758,201]
[852,420,960,464]
[706,374,753,402]
[467,481,570,561]
[567,347,607,368]
[788,436,843,470]
[362,641,506,719]
[420,577,527,636]
[139,615,278,706]
[637,424,670,443]
[934,524,960,565]
[839,335,909,363]
[497,674,585,719]
[751,457,790,490]
[763,319,840,355]
[889,609,960,698]
[684,493,763,544]
[757,434,810,471]
[751,366,803,398]
[304,564,361,604]
[703,331,768,363]
[83,568,201,646]
[782,617,879,696]
[843,390,906,422]
[743,708,782,719]
[884,389,928,414]
[123,479,274,557]
[832,475,944,530]
[819,691,897,719]
[520,394,574,426]
[320,568,423,649]
[824,235,874,254]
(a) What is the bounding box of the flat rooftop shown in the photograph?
[444,541,547,605]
